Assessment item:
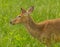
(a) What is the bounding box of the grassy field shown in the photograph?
[0,0,60,47]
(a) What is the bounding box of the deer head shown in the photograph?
[10,6,34,25]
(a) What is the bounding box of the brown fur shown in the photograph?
[10,6,60,47]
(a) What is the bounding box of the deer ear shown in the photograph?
[27,6,34,14]
[21,8,26,13]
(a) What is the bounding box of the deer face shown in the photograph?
[10,6,34,25]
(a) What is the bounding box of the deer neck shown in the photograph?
[24,16,38,31]
[23,16,43,38]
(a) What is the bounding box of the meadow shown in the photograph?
[0,0,60,47]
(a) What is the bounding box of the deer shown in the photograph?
[10,6,60,47]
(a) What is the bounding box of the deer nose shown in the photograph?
[10,21,12,24]
[10,21,15,25]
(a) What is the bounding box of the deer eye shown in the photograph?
[17,16,21,17]
[18,16,21,17]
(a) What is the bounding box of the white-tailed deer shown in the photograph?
[10,6,60,47]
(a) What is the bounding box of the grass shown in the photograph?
[0,0,60,47]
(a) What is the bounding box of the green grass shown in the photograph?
[0,0,60,47]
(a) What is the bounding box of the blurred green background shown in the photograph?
[0,0,60,47]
